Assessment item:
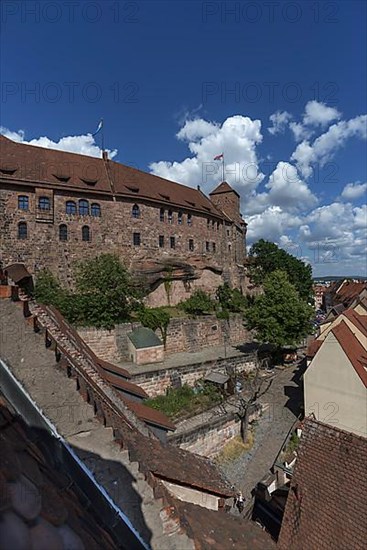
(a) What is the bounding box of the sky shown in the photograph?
[1,0,366,277]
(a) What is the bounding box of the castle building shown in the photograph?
[0,135,247,305]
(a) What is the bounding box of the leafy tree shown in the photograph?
[138,307,170,348]
[178,290,215,316]
[249,239,313,302]
[73,254,139,328]
[245,270,314,348]
[34,269,65,308]
[216,283,248,313]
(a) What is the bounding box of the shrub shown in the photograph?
[178,290,215,316]
[138,307,170,348]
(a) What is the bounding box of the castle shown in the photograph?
[0,135,247,305]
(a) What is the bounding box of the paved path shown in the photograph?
[219,359,305,507]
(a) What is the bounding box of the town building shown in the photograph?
[0,135,248,305]
[305,302,367,437]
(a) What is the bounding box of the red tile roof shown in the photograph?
[306,339,322,358]
[278,418,367,550]
[335,281,367,303]
[123,399,176,431]
[0,134,225,220]
[343,308,367,338]
[0,395,118,549]
[332,321,367,387]
[209,180,240,198]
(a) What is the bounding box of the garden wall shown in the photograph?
[78,314,250,362]
[168,405,261,458]
[129,354,257,397]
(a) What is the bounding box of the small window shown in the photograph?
[18,222,27,239]
[159,235,164,248]
[168,210,173,224]
[207,219,210,229]
[217,222,220,231]
[187,213,192,226]
[189,239,194,251]
[212,220,215,230]
[170,236,175,249]
[206,241,210,252]
[59,224,68,242]
[18,195,29,211]
[82,225,90,242]
[79,199,89,216]
[133,232,141,246]
[178,211,183,225]
[212,242,216,253]
[66,201,77,215]
[132,204,140,219]
[160,208,165,222]
[38,196,51,211]
[91,203,101,217]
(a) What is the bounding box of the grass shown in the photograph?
[215,432,254,464]
[146,383,222,421]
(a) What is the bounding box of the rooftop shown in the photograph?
[331,321,367,387]
[128,327,163,350]
[278,417,367,550]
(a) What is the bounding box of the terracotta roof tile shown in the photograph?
[0,134,225,219]
[122,398,175,431]
[278,418,367,550]
[332,321,367,387]
[306,339,322,358]
[343,308,367,338]
[209,180,240,198]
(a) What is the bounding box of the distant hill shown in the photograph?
[313,276,367,282]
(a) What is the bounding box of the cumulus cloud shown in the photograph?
[265,162,318,211]
[246,206,303,243]
[291,114,367,178]
[289,121,313,142]
[150,115,264,194]
[0,127,117,159]
[302,100,341,127]
[268,111,292,135]
[341,182,367,201]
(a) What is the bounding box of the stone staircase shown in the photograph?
[0,299,193,549]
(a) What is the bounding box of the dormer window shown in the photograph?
[53,174,70,182]
[132,204,140,218]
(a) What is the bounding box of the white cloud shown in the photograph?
[341,182,367,201]
[268,111,292,135]
[291,114,367,178]
[246,206,302,243]
[265,161,318,211]
[0,127,117,159]
[303,100,341,127]
[289,121,313,142]
[150,115,264,194]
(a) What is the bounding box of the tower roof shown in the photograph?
[209,181,240,198]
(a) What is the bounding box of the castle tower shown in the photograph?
[209,181,241,221]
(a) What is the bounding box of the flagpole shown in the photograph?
[222,154,225,182]
[101,118,104,152]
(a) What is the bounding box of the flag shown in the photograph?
[214,153,223,160]
[92,119,103,136]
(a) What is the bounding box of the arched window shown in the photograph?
[82,225,90,242]
[18,195,29,211]
[187,213,192,226]
[91,203,101,217]
[66,201,77,214]
[79,199,89,216]
[38,196,51,211]
[160,208,165,222]
[132,204,140,219]
[59,224,68,242]
[178,211,183,225]
[168,210,173,224]
[18,222,27,240]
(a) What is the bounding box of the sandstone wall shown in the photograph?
[78,314,251,363]
[130,354,256,397]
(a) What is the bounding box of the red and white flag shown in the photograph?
[214,153,223,160]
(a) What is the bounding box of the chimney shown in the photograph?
[102,150,108,161]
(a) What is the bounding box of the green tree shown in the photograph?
[138,307,171,348]
[178,290,215,316]
[249,240,313,302]
[245,270,314,348]
[216,283,248,313]
[74,254,139,328]
[34,269,65,308]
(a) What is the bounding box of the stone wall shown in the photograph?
[168,406,260,458]
[130,354,256,397]
[78,314,251,363]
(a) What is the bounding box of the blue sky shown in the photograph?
[1,0,366,276]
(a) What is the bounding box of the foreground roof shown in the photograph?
[331,321,367,387]
[278,418,367,550]
[0,394,118,549]
[0,135,225,219]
